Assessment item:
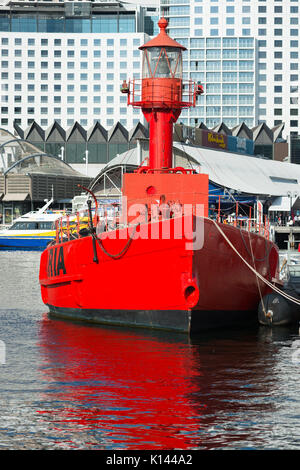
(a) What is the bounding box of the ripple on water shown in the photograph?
[0,251,300,449]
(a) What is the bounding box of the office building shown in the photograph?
[0,0,159,132]
[160,0,300,138]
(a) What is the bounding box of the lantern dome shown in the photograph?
[139,18,186,51]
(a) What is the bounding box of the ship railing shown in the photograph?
[54,204,122,244]
[53,196,271,244]
[213,211,270,240]
[126,79,200,109]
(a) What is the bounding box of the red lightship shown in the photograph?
[39,19,279,334]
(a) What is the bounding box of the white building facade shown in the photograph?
[160,0,300,138]
[0,0,159,132]
[0,0,299,142]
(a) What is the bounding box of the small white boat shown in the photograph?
[0,199,64,251]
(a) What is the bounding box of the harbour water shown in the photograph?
[1,251,300,450]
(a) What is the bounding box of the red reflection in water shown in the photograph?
[38,315,204,449]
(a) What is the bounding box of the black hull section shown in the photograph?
[47,305,256,334]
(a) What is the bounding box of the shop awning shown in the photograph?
[2,193,30,201]
[268,196,298,211]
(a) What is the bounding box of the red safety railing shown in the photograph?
[125,79,201,109]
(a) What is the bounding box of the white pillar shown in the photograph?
[85,150,89,176]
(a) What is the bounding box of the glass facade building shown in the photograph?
[0,13,137,34]
[160,0,300,138]
[0,1,158,132]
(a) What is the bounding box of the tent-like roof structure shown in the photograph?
[90,142,300,199]
[0,127,86,177]
[175,143,299,197]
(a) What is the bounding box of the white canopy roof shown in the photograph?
[101,143,300,198]
[174,144,300,197]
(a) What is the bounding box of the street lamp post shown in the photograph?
[83,150,89,176]
[60,146,64,161]
[287,191,292,220]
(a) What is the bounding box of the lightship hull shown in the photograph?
[39,216,279,334]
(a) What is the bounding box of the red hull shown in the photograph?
[39,216,279,334]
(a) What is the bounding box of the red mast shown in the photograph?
[121,18,207,218]
[123,17,203,171]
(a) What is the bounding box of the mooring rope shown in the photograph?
[208,217,300,307]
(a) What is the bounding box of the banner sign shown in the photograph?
[202,130,227,150]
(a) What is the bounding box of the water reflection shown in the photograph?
[37,316,300,450]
